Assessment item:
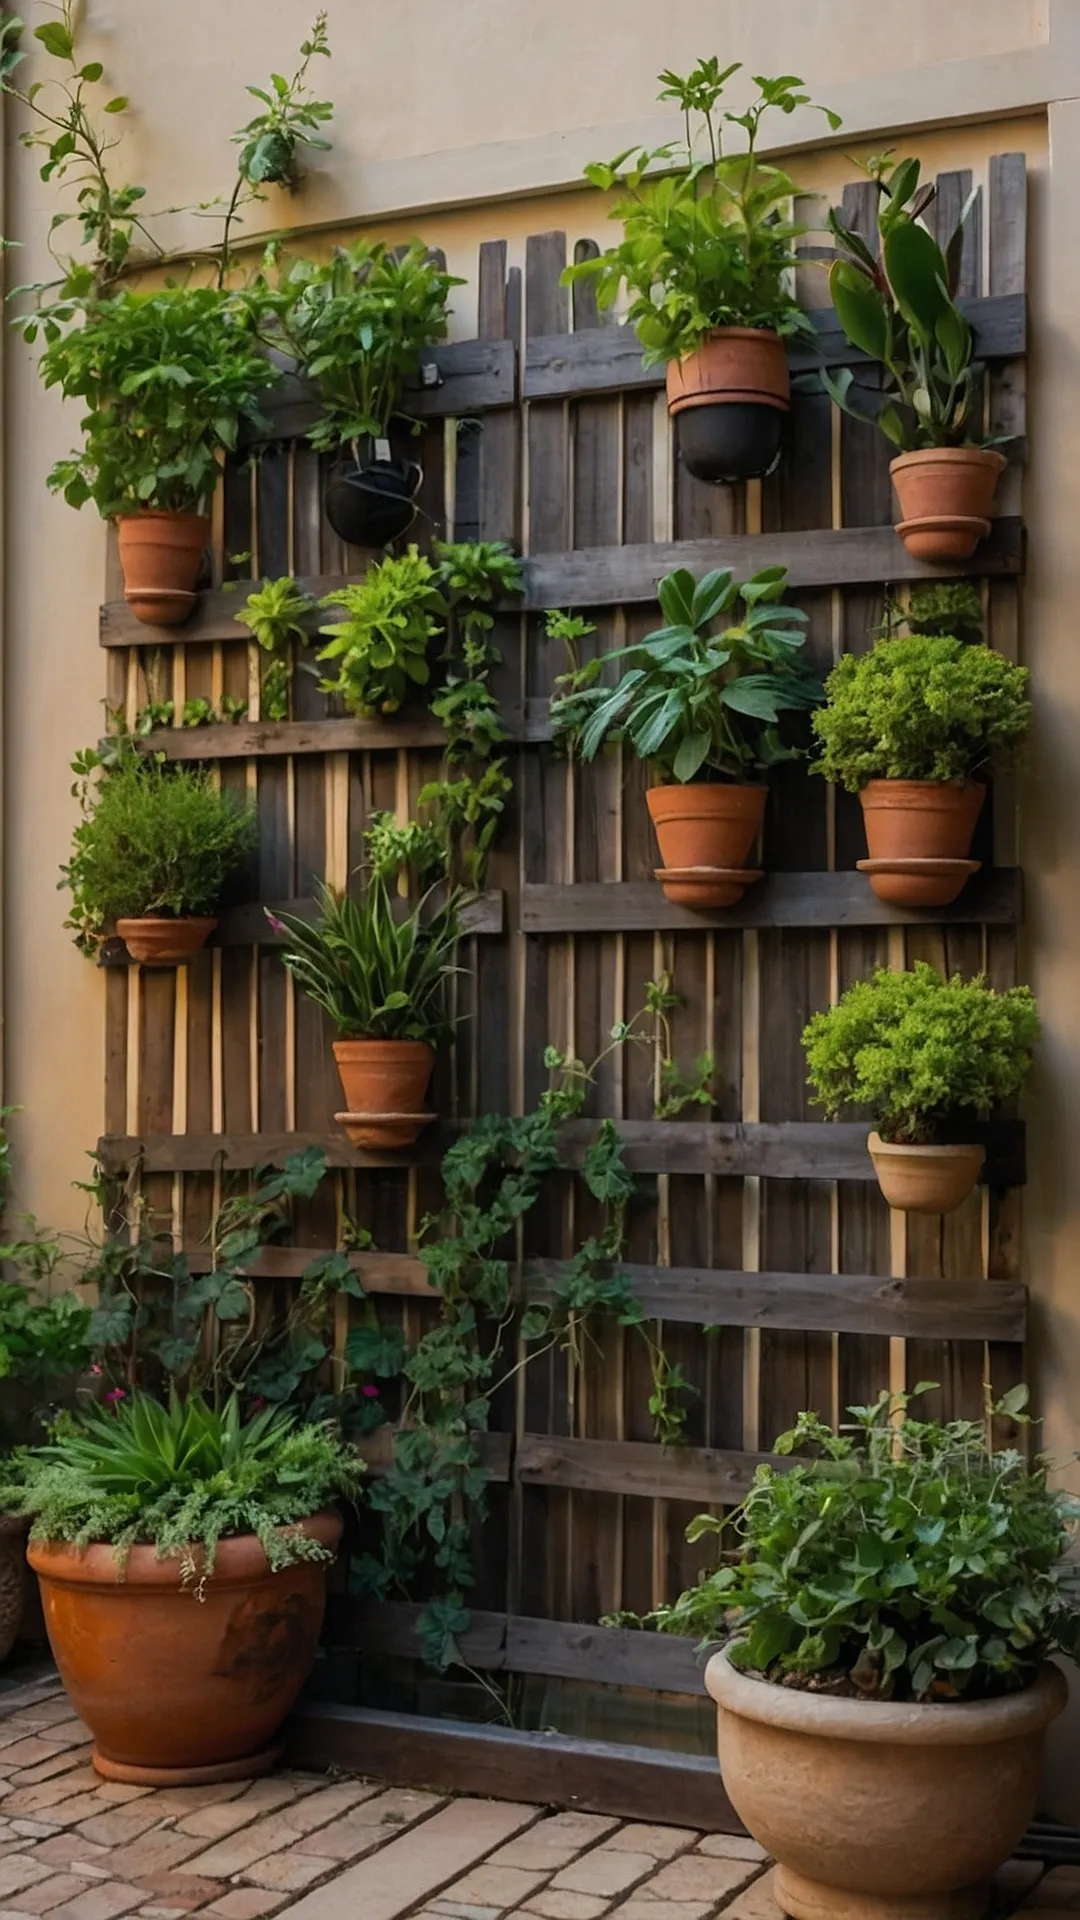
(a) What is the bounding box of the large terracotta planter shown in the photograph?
[890,448,1006,561]
[116,917,217,964]
[707,1650,1066,1920]
[116,511,209,627]
[646,783,765,910]
[666,328,790,482]
[0,1516,29,1665]
[868,1131,985,1215]
[333,1038,435,1149]
[857,780,985,907]
[28,1510,341,1785]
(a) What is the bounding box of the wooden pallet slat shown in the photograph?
[520,872,1022,930]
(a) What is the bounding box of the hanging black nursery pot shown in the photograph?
[667,328,790,483]
[325,456,423,548]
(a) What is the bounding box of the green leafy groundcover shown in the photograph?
[9,1391,364,1580]
[650,1389,1080,1702]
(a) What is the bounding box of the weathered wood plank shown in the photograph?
[240,338,517,446]
[286,1707,741,1833]
[516,1433,778,1504]
[100,520,1024,646]
[523,293,1025,400]
[98,890,505,962]
[94,1116,1026,1184]
[521,871,1022,931]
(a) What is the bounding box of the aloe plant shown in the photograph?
[269,876,463,1042]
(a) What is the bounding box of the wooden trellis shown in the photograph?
[96,154,1028,1823]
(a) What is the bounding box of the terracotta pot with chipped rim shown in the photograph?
[28,1511,341,1785]
[0,1516,30,1665]
[707,1649,1067,1920]
[857,779,985,907]
[666,328,790,481]
[889,448,1006,561]
[116,917,217,965]
[116,510,209,627]
[867,1131,985,1214]
[333,1038,435,1149]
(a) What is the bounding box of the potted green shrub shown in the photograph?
[277,239,460,546]
[802,962,1038,1212]
[549,563,822,907]
[17,1391,363,1784]
[62,745,257,964]
[812,585,1030,905]
[654,1388,1076,1920]
[565,60,839,482]
[28,287,278,623]
[823,154,1008,559]
[270,874,462,1147]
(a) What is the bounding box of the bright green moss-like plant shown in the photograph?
[811,634,1030,792]
[62,746,257,952]
[651,1387,1080,1702]
[801,963,1038,1145]
[13,1391,364,1575]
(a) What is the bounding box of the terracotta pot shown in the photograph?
[868,1131,985,1214]
[116,511,209,627]
[856,780,985,906]
[646,785,766,909]
[666,328,790,481]
[332,1039,436,1150]
[707,1650,1066,1920]
[890,448,1006,561]
[116,917,217,965]
[28,1511,341,1785]
[0,1516,29,1665]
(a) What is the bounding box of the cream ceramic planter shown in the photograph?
[706,1651,1066,1920]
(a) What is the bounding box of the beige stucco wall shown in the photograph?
[6,0,1080,1810]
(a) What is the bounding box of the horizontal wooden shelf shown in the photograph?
[524,294,1026,402]
[97,890,504,964]
[123,709,552,762]
[287,1705,739,1833]
[240,337,517,446]
[522,871,1022,931]
[183,1244,1024,1341]
[96,1116,1026,1185]
[100,521,1023,646]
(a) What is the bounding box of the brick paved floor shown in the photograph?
[0,1676,1067,1920]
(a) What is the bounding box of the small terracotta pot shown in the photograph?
[707,1650,1066,1920]
[0,1516,29,1665]
[890,448,1006,561]
[857,780,985,906]
[867,1131,985,1214]
[116,511,209,627]
[333,1039,435,1149]
[28,1512,341,1785]
[646,785,766,908]
[666,329,790,482]
[116,918,217,965]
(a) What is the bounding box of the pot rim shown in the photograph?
[332,1036,436,1057]
[867,1131,985,1163]
[705,1648,1067,1744]
[115,509,211,529]
[680,325,784,349]
[859,778,986,800]
[889,446,1007,473]
[27,1508,342,1589]
[116,916,218,930]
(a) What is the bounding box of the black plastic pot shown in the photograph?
[676,402,786,484]
[325,457,422,548]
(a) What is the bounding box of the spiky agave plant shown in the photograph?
[268,874,463,1042]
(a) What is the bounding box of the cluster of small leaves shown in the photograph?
[550,564,822,783]
[564,60,839,364]
[61,741,257,952]
[646,973,718,1120]
[236,576,318,722]
[0,1280,90,1387]
[812,631,1030,791]
[274,239,461,449]
[801,962,1039,1145]
[318,547,444,717]
[425,540,522,887]
[889,581,984,641]
[11,1390,364,1576]
[651,1386,1080,1703]
[823,153,997,452]
[132,696,248,733]
[232,15,332,191]
[270,876,464,1043]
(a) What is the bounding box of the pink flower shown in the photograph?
[90,1364,102,1376]
[361,1385,379,1399]
[105,1388,126,1403]
[264,911,287,936]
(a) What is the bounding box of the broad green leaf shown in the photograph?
[883,218,951,338]
[829,259,891,364]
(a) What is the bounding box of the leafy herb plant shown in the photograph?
[801,963,1039,1145]
[270,876,463,1043]
[318,547,443,716]
[550,565,822,782]
[13,1390,364,1576]
[62,745,257,951]
[236,575,317,722]
[651,1386,1080,1703]
[564,59,839,364]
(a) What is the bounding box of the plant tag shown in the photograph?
[420,360,441,389]
[374,437,392,463]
